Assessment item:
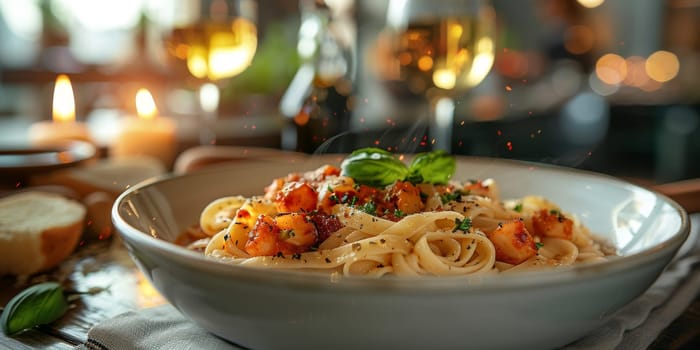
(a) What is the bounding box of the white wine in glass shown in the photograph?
[379,0,496,150]
[161,0,258,144]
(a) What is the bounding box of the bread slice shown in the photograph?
[0,191,86,275]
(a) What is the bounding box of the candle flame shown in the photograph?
[52,74,75,123]
[135,88,158,120]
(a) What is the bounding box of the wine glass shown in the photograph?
[378,0,496,151]
[159,0,258,144]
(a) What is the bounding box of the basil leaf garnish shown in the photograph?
[340,148,409,187]
[1,282,69,335]
[340,148,456,187]
[408,150,456,184]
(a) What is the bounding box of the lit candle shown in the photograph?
[28,74,93,146]
[111,88,177,167]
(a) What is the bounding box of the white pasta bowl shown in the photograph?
[112,156,689,350]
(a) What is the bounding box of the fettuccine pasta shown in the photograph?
[183,158,614,278]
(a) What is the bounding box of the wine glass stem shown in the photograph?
[430,96,455,152]
[199,83,220,145]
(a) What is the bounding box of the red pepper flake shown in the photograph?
[374,140,380,145]
[497,130,502,136]
[15,182,21,188]
[505,85,512,91]
[506,141,513,151]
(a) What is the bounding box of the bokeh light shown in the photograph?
[432,68,456,90]
[623,56,650,88]
[465,37,495,87]
[576,0,605,8]
[595,53,627,85]
[645,50,680,83]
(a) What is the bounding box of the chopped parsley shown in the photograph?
[440,190,467,204]
[535,242,544,250]
[394,209,405,218]
[453,217,472,232]
[362,201,377,215]
[549,209,560,216]
[513,203,523,212]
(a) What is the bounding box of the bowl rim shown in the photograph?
[112,155,691,293]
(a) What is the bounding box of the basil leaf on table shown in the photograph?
[340,148,409,187]
[1,282,69,335]
[408,150,456,185]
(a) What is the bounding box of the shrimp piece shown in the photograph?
[275,182,318,212]
[386,181,424,215]
[304,165,341,182]
[275,213,318,248]
[463,178,499,199]
[264,178,285,199]
[487,220,537,265]
[317,176,358,214]
[226,197,276,251]
[244,213,318,256]
[532,209,573,240]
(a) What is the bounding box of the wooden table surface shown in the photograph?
[0,237,167,350]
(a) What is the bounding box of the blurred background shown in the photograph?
[0,0,698,184]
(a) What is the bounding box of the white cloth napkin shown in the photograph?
[76,215,700,350]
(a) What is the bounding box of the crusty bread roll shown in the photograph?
[0,191,86,276]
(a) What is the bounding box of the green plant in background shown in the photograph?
[220,22,301,100]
